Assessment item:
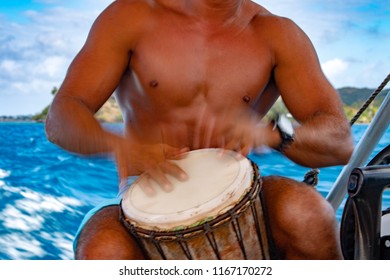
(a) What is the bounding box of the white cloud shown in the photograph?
[36,56,68,78]
[321,58,350,88]
[322,59,349,81]
[256,0,390,89]
[0,6,103,115]
[0,60,22,77]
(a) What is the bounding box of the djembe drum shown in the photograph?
[120,148,270,260]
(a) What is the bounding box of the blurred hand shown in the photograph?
[110,136,189,195]
[193,105,272,156]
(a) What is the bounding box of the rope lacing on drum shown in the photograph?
[250,198,266,259]
[303,73,390,187]
[176,232,194,260]
[228,209,247,259]
[149,232,168,260]
[203,222,221,260]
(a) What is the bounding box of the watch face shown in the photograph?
[279,115,294,136]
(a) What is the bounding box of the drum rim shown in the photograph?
[121,148,254,229]
[120,162,261,241]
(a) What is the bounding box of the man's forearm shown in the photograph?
[282,114,353,168]
[45,95,122,156]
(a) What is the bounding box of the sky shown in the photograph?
[0,0,389,116]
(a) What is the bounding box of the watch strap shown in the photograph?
[272,114,295,152]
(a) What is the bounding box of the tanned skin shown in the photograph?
[46,0,353,259]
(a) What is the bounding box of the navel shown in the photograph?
[242,95,251,103]
[149,80,159,88]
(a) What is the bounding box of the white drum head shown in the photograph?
[121,148,254,231]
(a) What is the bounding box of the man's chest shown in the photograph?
[128,24,274,108]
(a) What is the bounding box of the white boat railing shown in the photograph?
[327,89,390,210]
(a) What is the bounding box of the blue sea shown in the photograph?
[0,122,389,260]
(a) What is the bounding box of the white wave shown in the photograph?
[1,182,84,259]
[1,205,44,231]
[20,189,41,201]
[1,184,83,212]
[0,233,45,259]
[0,169,11,179]
[17,190,83,213]
[1,185,83,233]
[57,196,83,207]
[0,183,21,193]
[40,232,74,260]
[56,155,71,162]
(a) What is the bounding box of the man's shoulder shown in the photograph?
[104,0,155,16]
[110,0,155,10]
[95,0,157,33]
[250,7,307,45]
[251,8,298,32]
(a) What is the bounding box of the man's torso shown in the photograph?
[114,0,282,148]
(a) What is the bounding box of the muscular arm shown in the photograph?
[45,1,139,155]
[270,18,353,168]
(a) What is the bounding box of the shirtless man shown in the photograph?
[45,0,353,260]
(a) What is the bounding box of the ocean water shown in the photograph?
[0,122,389,260]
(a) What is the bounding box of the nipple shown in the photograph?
[149,80,159,88]
[242,95,251,103]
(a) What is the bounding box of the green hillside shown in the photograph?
[337,87,387,124]
[338,87,387,107]
[267,87,388,124]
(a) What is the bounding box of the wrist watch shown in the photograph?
[272,114,295,152]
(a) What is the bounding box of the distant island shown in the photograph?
[0,87,388,124]
[274,87,388,124]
